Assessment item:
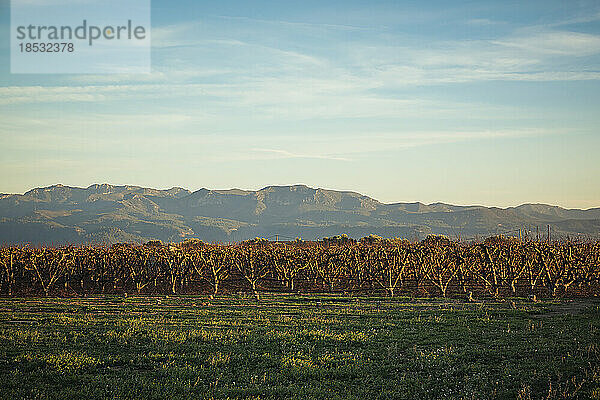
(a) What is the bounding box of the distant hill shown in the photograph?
[0,183,598,245]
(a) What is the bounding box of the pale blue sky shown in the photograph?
[1,0,599,208]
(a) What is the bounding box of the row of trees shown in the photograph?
[0,236,599,298]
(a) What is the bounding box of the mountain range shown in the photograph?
[0,183,598,245]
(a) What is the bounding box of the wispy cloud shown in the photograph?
[217,15,373,32]
[13,0,96,5]
[545,11,600,28]
[466,18,505,26]
[493,30,600,56]
[251,148,350,161]
[0,80,505,124]
[3,18,600,133]
[28,13,594,101]
[1,107,561,161]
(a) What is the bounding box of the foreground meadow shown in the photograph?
[0,296,598,399]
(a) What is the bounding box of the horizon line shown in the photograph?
[2,182,599,211]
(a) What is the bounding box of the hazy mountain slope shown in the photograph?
[0,184,598,245]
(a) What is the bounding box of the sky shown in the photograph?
[1,0,599,208]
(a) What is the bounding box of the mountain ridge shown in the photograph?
[0,183,598,245]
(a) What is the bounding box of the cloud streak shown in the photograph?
[251,148,350,162]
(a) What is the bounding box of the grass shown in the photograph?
[0,295,598,399]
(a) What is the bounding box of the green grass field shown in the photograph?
[1,296,598,399]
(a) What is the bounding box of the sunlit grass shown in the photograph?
[0,296,598,399]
